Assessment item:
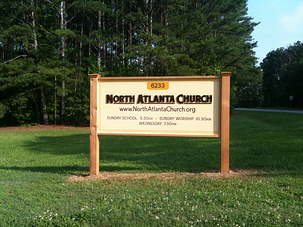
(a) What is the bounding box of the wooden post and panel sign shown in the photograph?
[89,72,231,175]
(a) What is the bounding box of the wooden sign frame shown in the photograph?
[89,72,231,175]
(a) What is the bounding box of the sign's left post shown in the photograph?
[89,74,100,175]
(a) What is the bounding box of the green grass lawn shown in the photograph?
[0,111,303,226]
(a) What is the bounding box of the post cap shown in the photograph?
[89,74,101,79]
[221,72,231,76]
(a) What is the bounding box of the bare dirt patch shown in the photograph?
[0,125,89,132]
[68,169,259,182]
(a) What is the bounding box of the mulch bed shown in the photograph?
[69,170,259,182]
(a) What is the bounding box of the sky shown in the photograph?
[247,0,303,64]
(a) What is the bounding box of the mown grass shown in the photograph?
[0,111,303,226]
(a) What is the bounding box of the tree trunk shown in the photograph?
[98,0,102,74]
[35,96,40,125]
[115,0,118,76]
[60,0,66,125]
[122,0,125,66]
[32,0,49,124]
[103,0,106,68]
[54,75,57,125]
[40,86,49,125]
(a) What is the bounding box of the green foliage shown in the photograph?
[0,0,260,126]
[65,95,90,127]
[235,65,263,107]
[261,41,303,108]
[0,103,8,119]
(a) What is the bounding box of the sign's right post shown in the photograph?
[220,72,231,173]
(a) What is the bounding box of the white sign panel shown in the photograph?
[97,77,221,137]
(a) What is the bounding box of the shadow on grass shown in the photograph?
[99,136,222,173]
[16,132,222,174]
[3,134,302,176]
[256,170,303,179]
[0,165,142,174]
[22,133,90,155]
[0,165,89,174]
[13,109,303,176]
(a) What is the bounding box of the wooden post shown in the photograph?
[221,72,231,173]
[89,74,100,175]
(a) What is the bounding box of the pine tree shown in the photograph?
[0,0,261,126]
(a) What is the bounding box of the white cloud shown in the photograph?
[281,3,303,35]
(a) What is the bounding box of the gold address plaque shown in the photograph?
[147,82,169,90]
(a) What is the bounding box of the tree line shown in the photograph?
[261,41,303,108]
[0,0,260,126]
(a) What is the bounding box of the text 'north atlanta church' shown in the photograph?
[106,94,213,104]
